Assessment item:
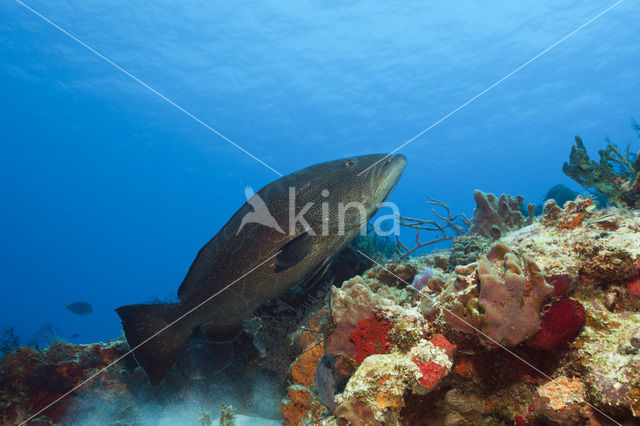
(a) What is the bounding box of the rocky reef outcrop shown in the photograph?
[2,196,640,425]
[277,197,640,425]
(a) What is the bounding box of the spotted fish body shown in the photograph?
[116,153,406,384]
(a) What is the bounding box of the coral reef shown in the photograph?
[281,307,331,426]
[525,298,586,350]
[443,243,554,347]
[447,234,490,271]
[399,190,531,255]
[563,132,640,208]
[0,331,286,424]
[531,376,590,424]
[309,195,639,424]
[350,314,393,363]
[251,231,390,384]
[0,339,136,424]
[281,385,313,426]
[325,274,412,361]
[335,335,454,423]
[574,302,640,417]
[4,191,640,425]
[468,190,534,239]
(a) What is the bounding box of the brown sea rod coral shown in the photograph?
[563,133,640,208]
[444,243,554,347]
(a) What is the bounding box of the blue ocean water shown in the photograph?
[1,0,639,346]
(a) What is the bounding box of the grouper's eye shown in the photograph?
[345,159,356,167]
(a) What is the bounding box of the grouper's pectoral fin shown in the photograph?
[201,319,244,342]
[275,229,314,272]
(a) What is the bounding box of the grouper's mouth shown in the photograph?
[374,154,407,201]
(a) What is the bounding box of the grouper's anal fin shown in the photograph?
[201,319,244,342]
[115,303,193,385]
[275,229,314,272]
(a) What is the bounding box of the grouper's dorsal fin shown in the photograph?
[201,319,244,342]
[275,229,314,272]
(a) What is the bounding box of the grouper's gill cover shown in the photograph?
[115,154,406,385]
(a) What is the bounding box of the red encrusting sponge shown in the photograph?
[412,358,447,390]
[350,313,393,363]
[526,298,586,350]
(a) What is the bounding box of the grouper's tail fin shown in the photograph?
[115,302,193,385]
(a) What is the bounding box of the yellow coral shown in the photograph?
[376,391,403,411]
[374,374,404,411]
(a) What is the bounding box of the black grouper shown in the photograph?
[116,154,406,384]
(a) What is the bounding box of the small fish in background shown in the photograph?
[65,301,93,315]
[70,333,80,338]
